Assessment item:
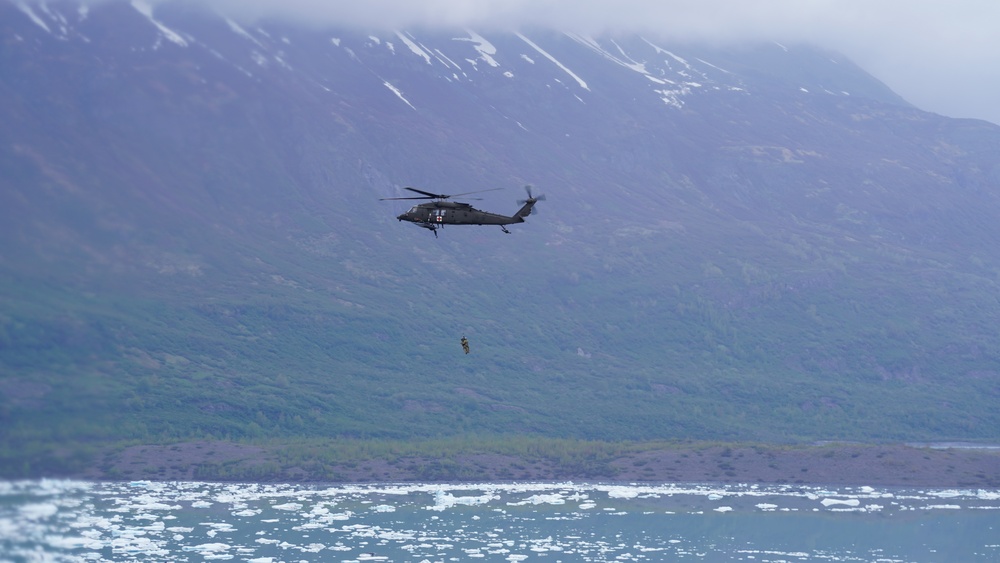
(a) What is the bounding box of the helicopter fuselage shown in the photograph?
[382,185,542,236]
[397,201,526,227]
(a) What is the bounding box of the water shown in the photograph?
[1,479,998,561]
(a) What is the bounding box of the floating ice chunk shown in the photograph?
[607,487,639,499]
[183,542,232,554]
[329,511,353,520]
[431,490,499,510]
[46,535,92,550]
[507,493,565,507]
[821,498,860,507]
[256,538,280,545]
[203,522,235,532]
[110,535,170,556]
[928,489,969,499]
[272,502,302,511]
[378,530,416,541]
[713,506,733,512]
[19,502,58,519]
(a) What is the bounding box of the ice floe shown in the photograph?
[1,479,998,561]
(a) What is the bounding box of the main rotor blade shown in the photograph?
[404,187,447,198]
[447,187,505,198]
[382,186,505,201]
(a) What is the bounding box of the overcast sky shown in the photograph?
[158,1,1000,124]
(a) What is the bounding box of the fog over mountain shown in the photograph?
[22,0,1000,124]
[2,0,1000,478]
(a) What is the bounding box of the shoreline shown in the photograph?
[49,441,1000,488]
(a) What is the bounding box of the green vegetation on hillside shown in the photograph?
[3,11,1000,480]
[4,224,999,479]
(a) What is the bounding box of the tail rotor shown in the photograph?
[518,184,546,205]
[514,184,545,219]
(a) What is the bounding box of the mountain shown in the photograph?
[3,0,1000,477]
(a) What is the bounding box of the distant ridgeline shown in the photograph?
[2,0,1000,477]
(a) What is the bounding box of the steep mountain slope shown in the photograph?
[3,0,1000,475]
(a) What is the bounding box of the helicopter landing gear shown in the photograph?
[500,225,511,234]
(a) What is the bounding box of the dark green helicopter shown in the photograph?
[381,185,545,237]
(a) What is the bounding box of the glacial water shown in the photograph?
[1,479,998,562]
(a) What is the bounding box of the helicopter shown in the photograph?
[381,185,545,237]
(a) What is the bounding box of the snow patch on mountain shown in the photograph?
[14,1,92,40]
[655,87,691,109]
[131,0,188,47]
[516,33,589,92]
[226,18,263,49]
[454,30,499,68]
[433,49,463,71]
[38,2,70,36]
[15,1,51,33]
[383,81,415,110]
[395,31,431,65]
[567,34,648,76]
[642,38,691,70]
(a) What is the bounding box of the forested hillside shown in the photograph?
[2,0,1000,478]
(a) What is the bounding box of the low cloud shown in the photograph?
[53,1,1000,124]
[193,0,1000,124]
